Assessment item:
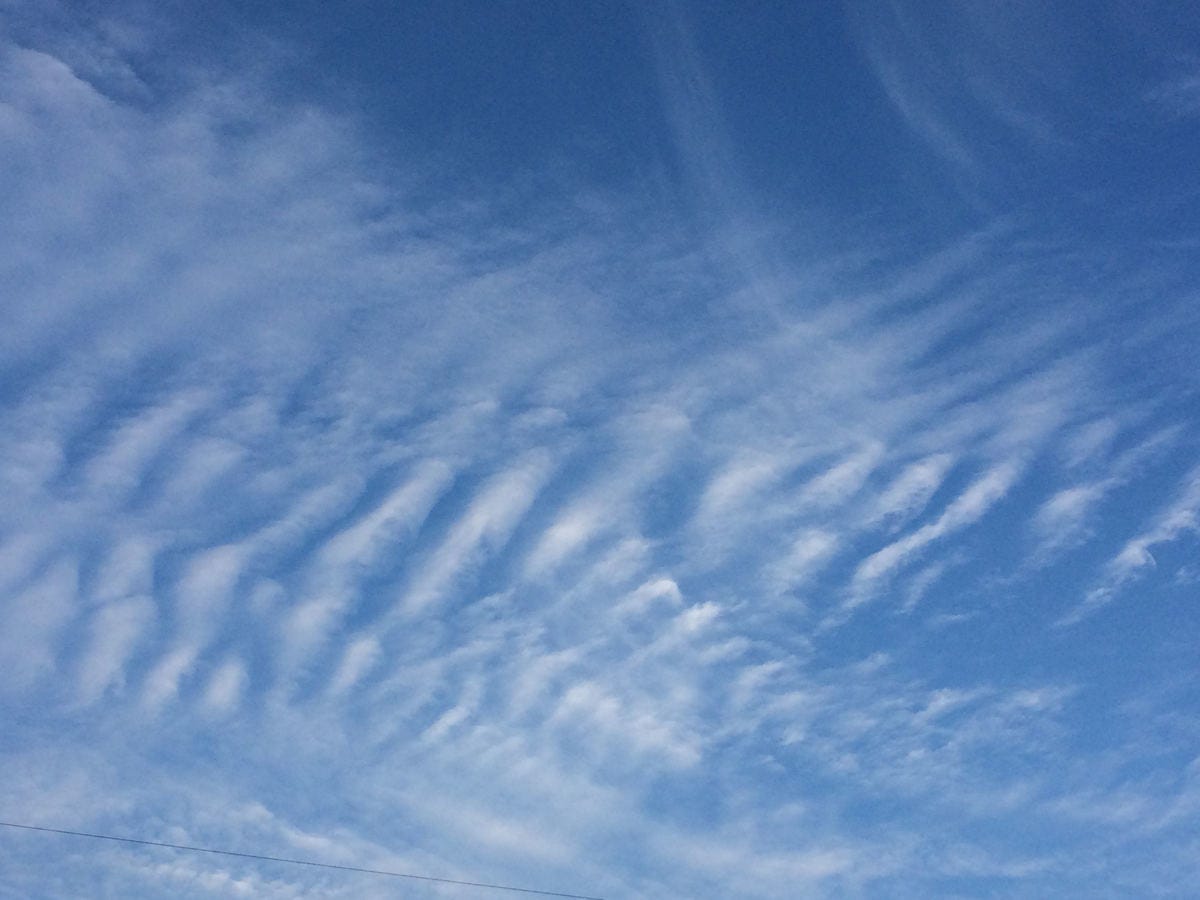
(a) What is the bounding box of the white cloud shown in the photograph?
[1034,482,1108,548]
[402,451,554,614]
[872,453,955,526]
[80,389,208,500]
[522,409,688,580]
[768,528,839,595]
[202,656,247,714]
[325,635,381,698]
[550,679,703,769]
[175,543,246,628]
[91,536,158,603]
[695,454,784,521]
[1148,70,1200,119]
[799,443,885,509]
[76,595,154,704]
[1062,464,1200,624]
[0,559,77,694]
[1,14,1197,899]
[1061,417,1120,468]
[316,461,454,571]
[141,644,198,709]
[844,461,1021,614]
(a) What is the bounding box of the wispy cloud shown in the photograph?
[840,461,1022,618]
[1148,68,1200,119]
[1,8,1198,898]
[1061,464,1200,624]
[75,595,154,705]
[871,452,956,528]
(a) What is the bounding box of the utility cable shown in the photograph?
[0,820,605,900]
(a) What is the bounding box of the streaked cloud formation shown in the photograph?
[2,3,1198,898]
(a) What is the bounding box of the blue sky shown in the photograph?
[1,2,1199,897]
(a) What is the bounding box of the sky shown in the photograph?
[1,1,1199,897]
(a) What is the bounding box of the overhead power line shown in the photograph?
[0,820,605,900]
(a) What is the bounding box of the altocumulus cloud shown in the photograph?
[2,4,1200,898]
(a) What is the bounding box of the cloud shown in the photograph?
[1033,483,1109,550]
[401,451,554,615]
[1061,464,1200,624]
[1148,70,1200,119]
[202,657,247,714]
[768,529,840,596]
[848,2,1089,183]
[522,407,689,580]
[1029,424,1182,562]
[76,595,154,704]
[841,461,1022,617]
[871,452,955,527]
[325,635,382,698]
[78,389,209,502]
[799,443,885,509]
[1,10,1198,898]
[860,43,980,173]
[0,560,77,695]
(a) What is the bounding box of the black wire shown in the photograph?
[0,821,605,900]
